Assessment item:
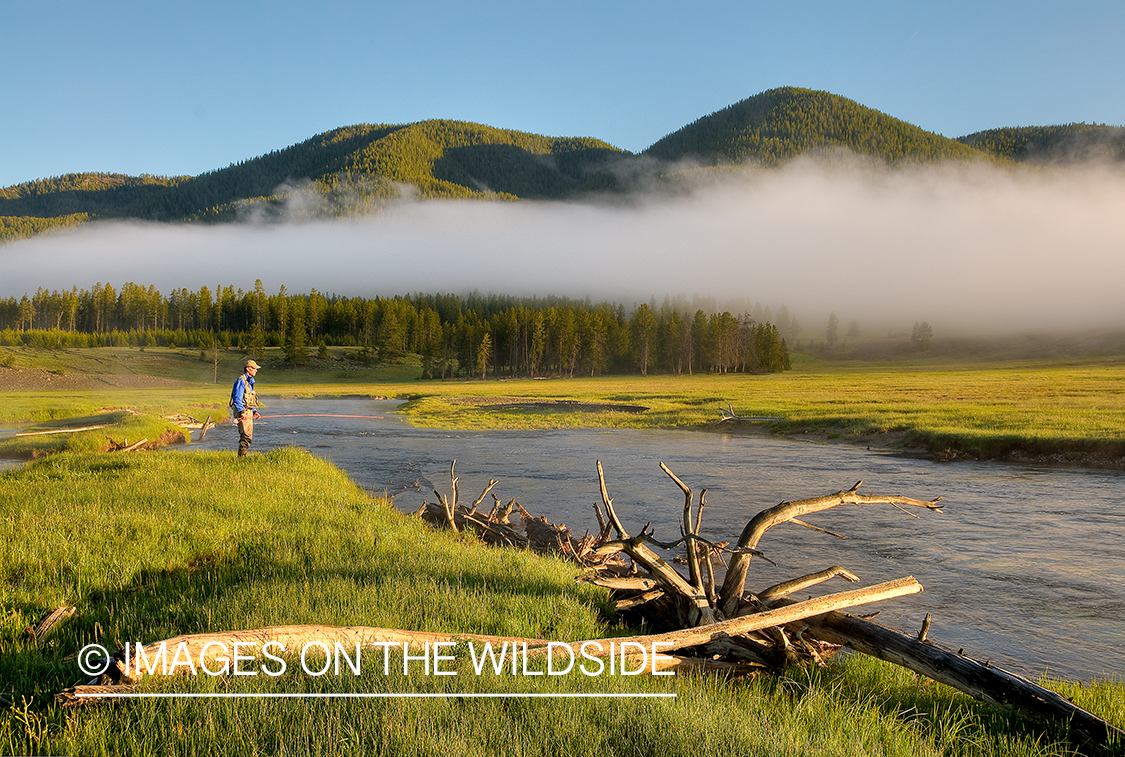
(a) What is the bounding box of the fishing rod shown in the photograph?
[258,414,384,419]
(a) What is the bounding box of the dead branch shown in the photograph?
[718,404,782,422]
[757,566,860,603]
[470,479,499,512]
[15,424,108,437]
[27,605,76,645]
[660,461,706,603]
[596,460,629,539]
[718,481,942,617]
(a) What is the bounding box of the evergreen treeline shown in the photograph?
[0,174,182,220]
[0,213,90,242]
[0,284,790,378]
[957,123,1125,163]
[645,87,985,165]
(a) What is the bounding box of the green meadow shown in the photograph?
[4,345,1124,464]
[2,449,1122,756]
[2,344,1124,755]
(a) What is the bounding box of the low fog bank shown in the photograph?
[3,157,1124,335]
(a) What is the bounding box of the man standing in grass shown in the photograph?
[231,359,261,457]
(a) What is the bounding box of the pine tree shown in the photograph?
[476,332,493,379]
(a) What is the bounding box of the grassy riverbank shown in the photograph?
[3,345,1125,466]
[2,449,1121,756]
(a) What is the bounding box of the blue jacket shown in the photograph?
[231,373,255,413]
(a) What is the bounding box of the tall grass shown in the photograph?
[1,448,1121,756]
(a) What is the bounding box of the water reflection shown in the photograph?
[183,397,1124,682]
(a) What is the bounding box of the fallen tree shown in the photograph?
[580,460,1121,754]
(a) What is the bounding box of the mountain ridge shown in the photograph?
[3,86,1119,242]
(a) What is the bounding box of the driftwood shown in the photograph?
[15,424,108,437]
[106,438,149,452]
[782,605,1124,753]
[27,605,75,645]
[585,459,1122,754]
[58,623,765,705]
[718,403,782,423]
[414,464,623,569]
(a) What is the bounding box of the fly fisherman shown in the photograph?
[230,359,261,457]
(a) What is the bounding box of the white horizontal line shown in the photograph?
[77,692,676,699]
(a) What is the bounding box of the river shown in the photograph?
[183,397,1123,683]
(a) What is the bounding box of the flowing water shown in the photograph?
[179,397,1122,682]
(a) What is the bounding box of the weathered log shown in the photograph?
[528,576,922,661]
[718,403,782,422]
[785,606,1125,754]
[56,685,139,707]
[16,424,109,437]
[417,502,529,549]
[59,624,761,703]
[103,625,554,684]
[588,576,659,591]
[596,533,716,627]
[614,589,666,611]
[27,605,76,644]
[118,438,149,453]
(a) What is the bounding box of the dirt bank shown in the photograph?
[0,367,195,392]
[713,420,1125,471]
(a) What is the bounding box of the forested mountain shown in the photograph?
[644,87,982,165]
[956,123,1125,163]
[0,122,626,235]
[3,86,1120,243]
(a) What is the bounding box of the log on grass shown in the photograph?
[56,684,139,708]
[790,607,1125,754]
[58,625,759,705]
[15,424,108,437]
[527,576,922,661]
[103,625,556,684]
[27,605,76,645]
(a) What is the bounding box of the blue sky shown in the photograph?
[2,0,1123,188]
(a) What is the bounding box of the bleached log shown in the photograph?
[118,438,149,453]
[528,576,921,661]
[27,605,76,644]
[588,576,659,591]
[788,607,1125,753]
[57,623,762,703]
[15,424,108,437]
[104,625,555,684]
